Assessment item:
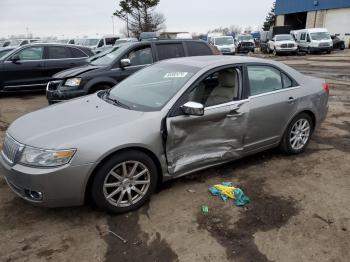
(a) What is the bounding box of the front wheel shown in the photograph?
[273,48,277,56]
[91,150,158,213]
[280,113,313,154]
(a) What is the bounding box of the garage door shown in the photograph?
[324,8,350,37]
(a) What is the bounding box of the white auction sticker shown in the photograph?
[164,72,188,78]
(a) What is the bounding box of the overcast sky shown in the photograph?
[0,0,274,38]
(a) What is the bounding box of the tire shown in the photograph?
[340,45,345,50]
[280,113,314,155]
[273,48,277,56]
[91,150,158,214]
[307,47,311,55]
[89,84,111,94]
[327,50,331,54]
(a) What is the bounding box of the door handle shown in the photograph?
[227,108,244,118]
[287,97,296,103]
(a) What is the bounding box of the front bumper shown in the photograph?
[275,47,298,53]
[237,46,255,53]
[310,46,332,52]
[0,155,95,207]
[46,81,88,103]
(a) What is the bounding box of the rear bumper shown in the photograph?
[0,155,95,207]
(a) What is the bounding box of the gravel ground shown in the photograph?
[0,50,349,262]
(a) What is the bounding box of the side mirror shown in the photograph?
[181,101,204,116]
[120,58,131,68]
[11,55,20,63]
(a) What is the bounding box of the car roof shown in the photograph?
[162,55,270,69]
[25,43,89,48]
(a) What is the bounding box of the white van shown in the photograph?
[83,35,121,53]
[296,28,333,54]
[211,36,235,55]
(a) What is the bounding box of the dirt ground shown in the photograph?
[0,50,349,262]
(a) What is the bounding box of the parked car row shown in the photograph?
[208,34,256,55]
[261,27,344,56]
[0,40,219,101]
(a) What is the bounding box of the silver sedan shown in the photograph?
[0,56,329,213]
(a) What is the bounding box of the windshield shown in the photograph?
[237,35,253,41]
[276,35,293,41]
[310,32,330,41]
[105,63,199,111]
[88,45,129,66]
[214,37,234,46]
[84,39,99,46]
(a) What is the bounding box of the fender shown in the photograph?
[84,77,118,93]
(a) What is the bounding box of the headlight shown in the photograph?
[19,147,76,167]
[64,78,81,87]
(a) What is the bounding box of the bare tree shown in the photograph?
[114,0,166,37]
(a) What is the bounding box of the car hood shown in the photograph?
[8,94,144,149]
[53,64,103,79]
[216,44,234,49]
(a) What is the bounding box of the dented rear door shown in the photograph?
[165,100,250,176]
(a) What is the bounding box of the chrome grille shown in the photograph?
[319,42,330,47]
[281,44,287,48]
[287,43,295,48]
[1,134,22,164]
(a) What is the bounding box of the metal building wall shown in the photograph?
[276,0,350,15]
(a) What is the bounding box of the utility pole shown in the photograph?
[111,16,115,35]
[127,14,130,37]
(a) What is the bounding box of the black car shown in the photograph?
[0,47,15,58]
[46,40,220,103]
[331,35,345,50]
[0,43,94,93]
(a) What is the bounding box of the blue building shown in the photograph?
[275,0,350,37]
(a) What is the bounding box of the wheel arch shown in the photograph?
[84,77,117,94]
[84,146,163,203]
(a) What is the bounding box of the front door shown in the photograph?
[165,66,249,176]
[2,46,46,91]
[244,65,299,152]
[111,44,154,82]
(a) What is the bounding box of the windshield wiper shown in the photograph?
[104,91,130,109]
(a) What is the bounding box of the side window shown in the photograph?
[186,42,212,56]
[105,38,117,46]
[126,46,153,66]
[247,66,283,96]
[70,47,88,58]
[282,73,293,88]
[300,33,305,41]
[97,39,104,48]
[14,46,43,61]
[307,34,311,42]
[47,46,71,59]
[156,43,185,61]
[21,40,28,46]
[187,68,240,107]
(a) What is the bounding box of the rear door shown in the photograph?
[44,46,88,81]
[111,44,154,82]
[1,46,46,91]
[165,66,249,176]
[185,41,212,56]
[244,64,299,153]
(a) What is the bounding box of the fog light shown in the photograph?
[25,190,43,201]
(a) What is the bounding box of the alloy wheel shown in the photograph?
[289,118,311,151]
[103,161,151,208]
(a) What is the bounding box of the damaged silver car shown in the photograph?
[0,56,329,213]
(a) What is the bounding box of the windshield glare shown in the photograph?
[214,37,234,46]
[276,35,293,41]
[88,45,129,66]
[238,35,253,41]
[106,63,199,111]
[310,32,330,41]
[84,39,99,46]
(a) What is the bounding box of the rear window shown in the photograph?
[47,46,71,59]
[156,43,185,61]
[186,42,211,56]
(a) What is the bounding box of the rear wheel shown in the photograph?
[91,150,158,213]
[280,113,313,154]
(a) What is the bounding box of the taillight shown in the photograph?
[210,45,222,55]
[323,83,330,93]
